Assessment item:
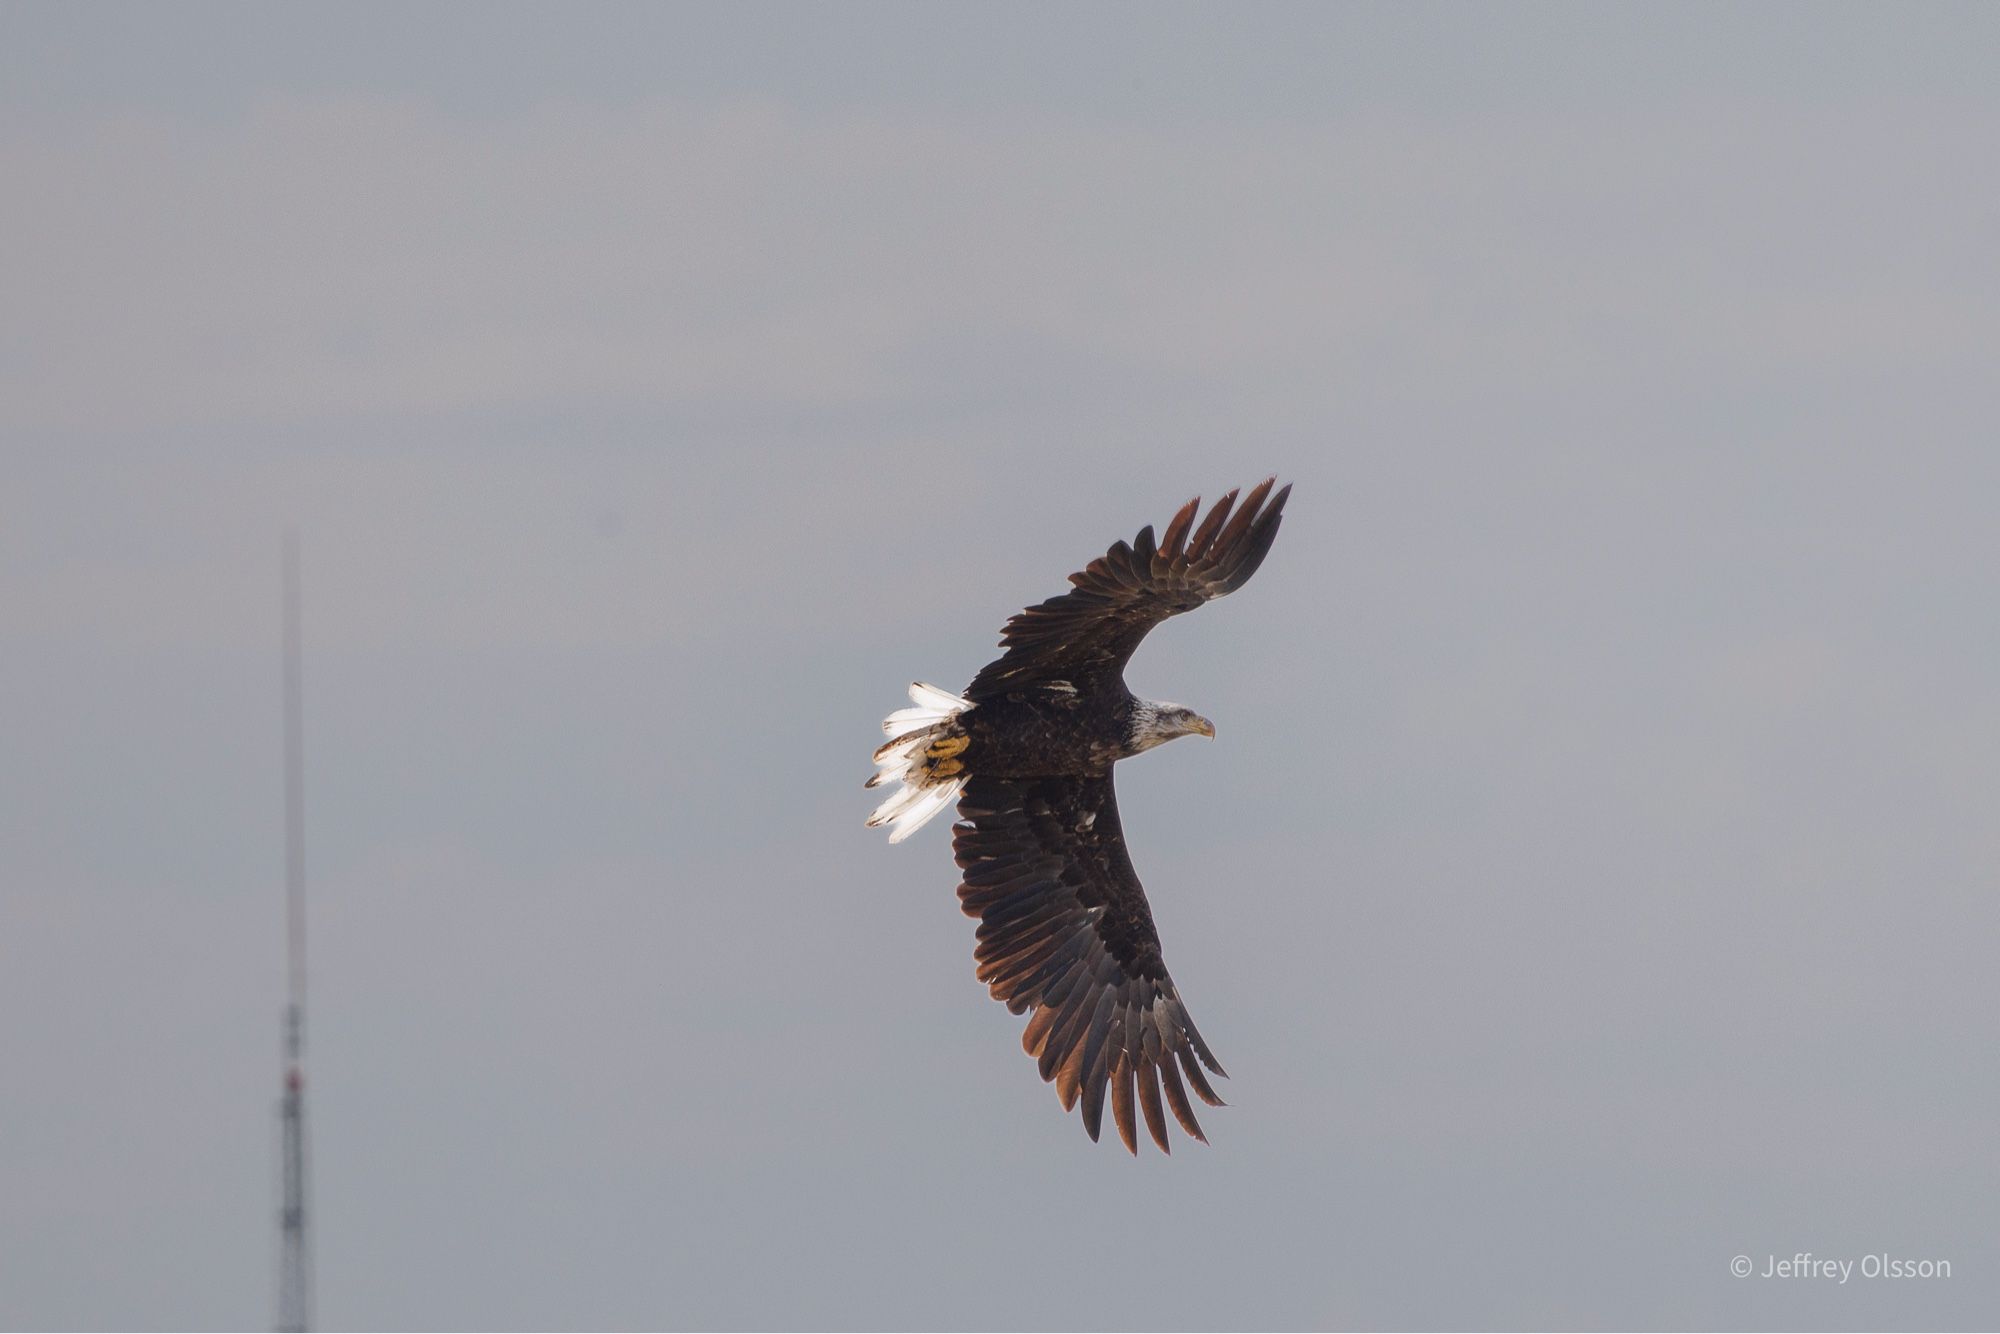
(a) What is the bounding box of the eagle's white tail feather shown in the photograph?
[886,779,964,843]
[871,731,928,766]
[882,706,938,735]
[881,680,965,738]
[866,777,931,826]
[907,681,965,712]
[867,681,971,842]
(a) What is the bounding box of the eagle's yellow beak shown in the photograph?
[1191,715,1216,739]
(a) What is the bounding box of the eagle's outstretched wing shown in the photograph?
[964,478,1291,700]
[953,773,1226,1153]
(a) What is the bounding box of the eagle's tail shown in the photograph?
[866,681,971,843]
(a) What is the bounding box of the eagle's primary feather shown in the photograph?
[867,479,1290,1154]
[966,477,1291,700]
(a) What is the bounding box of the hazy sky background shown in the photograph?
[4,3,1998,1329]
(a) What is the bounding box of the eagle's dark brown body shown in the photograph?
[868,479,1291,1154]
[949,685,1136,779]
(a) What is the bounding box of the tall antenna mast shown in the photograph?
[277,530,313,1333]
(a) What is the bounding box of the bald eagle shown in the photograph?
[867,479,1291,1154]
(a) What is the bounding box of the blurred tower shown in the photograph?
[276,531,313,1333]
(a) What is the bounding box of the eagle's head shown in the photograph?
[1127,699,1216,754]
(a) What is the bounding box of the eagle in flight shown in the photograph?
[866,479,1291,1154]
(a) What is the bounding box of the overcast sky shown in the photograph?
[4,3,1998,1330]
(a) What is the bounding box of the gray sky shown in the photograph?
[4,3,1998,1329]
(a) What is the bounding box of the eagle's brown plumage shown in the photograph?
[869,480,1291,1153]
[966,478,1292,700]
[954,774,1228,1152]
